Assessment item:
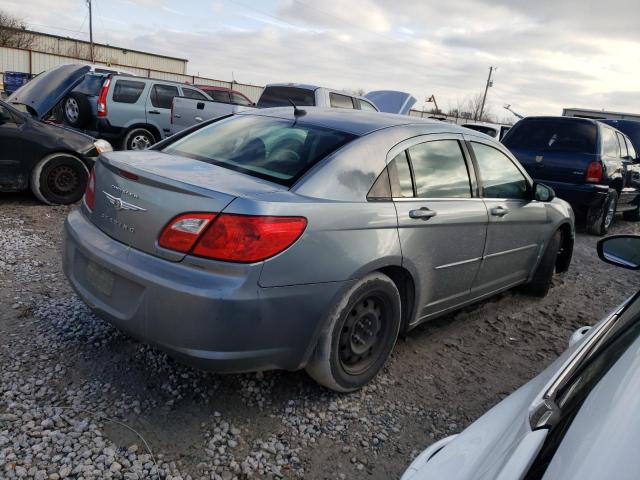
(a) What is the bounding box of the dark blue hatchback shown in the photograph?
[502,116,640,235]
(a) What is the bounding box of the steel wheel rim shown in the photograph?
[604,198,616,228]
[130,134,151,150]
[65,98,79,122]
[338,294,390,376]
[48,164,80,195]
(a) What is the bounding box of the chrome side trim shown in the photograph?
[434,256,483,270]
[485,243,538,259]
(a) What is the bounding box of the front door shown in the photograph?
[468,139,548,297]
[146,83,179,140]
[0,105,25,191]
[392,135,488,322]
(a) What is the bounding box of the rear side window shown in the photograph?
[472,142,528,199]
[626,137,637,159]
[616,132,628,158]
[210,90,231,103]
[150,84,179,109]
[388,151,414,197]
[162,115,355,186]
[257,87,316,108]
[602,128,620,157]
[231,92,252,106]
[408,140,472,198]
[330,93,355,109]
[182,88,208,101]
[359,99,377,112]
[503,119,597,154]
[112,80,146,104]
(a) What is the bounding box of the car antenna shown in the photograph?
[287,98,306,117]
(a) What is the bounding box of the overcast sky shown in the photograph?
[4,0,640,119]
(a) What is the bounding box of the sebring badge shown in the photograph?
[103,191,146,212]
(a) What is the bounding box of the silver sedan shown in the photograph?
[62,107,574,392]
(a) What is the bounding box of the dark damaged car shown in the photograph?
[0,99,112,204]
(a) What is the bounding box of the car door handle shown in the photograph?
[195,116,203,123]
[409,207,437,220]
[491,206,510,217]
[148,110,161,114]
[174,113,181,118]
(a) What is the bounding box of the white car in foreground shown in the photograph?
[402,234,640,480]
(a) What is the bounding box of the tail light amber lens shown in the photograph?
[85,168,96,210]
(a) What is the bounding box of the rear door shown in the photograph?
[108,78,147,130]
[392,134,488,321]
[467,138,547,296]
[617,132,640,207]
[146,83,179,139]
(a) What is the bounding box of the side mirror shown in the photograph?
[597,235,640,270]
[533,182,555,202]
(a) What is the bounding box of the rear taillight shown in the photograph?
[159,213,217,253]
[159,213,307,263]
[586,161,603,183]
[85,168,96,210]
[97,78,111,117]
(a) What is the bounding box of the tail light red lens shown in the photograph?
[159,213,307,263]
[85,168,96,210]
[586,161,603,183]
[159,213,217,253]
[97,78,111,118]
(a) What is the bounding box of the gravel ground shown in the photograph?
[1,192,639,480]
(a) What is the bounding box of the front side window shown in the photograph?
[472,142,529,199]
[626,137,637,159]
[112,80,146,104]
[601,128,620,158]
[329,93,355,109]
[150,84,179,109]
[0,105,17,125]
[231,92,252,106]
[408,140,471,198]
[182,88,208,101]
[162,115,355,186]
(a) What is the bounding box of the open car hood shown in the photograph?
[7,64,91,119]
[365,90,417,115]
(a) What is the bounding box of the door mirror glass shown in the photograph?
[598,235,640,270]
[533,182,555,202]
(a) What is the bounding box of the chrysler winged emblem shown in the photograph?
[103,191,147,212]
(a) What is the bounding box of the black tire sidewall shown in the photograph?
[62,92,91,128]
[587,189,617,235]
[32,155,89,205]
[124,128,156,150]
[327,277,401,391]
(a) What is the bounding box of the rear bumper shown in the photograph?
[88,118,125,145]
[62,209,349,372]
[539,180,609,209]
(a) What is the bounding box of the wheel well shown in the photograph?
[126,124,160,143]
[378,266,415,335]
[556,223,573,273]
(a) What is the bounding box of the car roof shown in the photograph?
[238,106,470,136]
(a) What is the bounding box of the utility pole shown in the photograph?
[478,66,495,121]
[87,0,94,63]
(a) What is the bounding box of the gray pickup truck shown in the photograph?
[170,83,416,133]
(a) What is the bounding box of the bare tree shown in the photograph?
[0,10,34,49]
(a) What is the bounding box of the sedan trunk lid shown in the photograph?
[89,150,284,259]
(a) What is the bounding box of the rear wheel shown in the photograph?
[305,273,401,392]
[31,153,89,205]
[123,128,156,151]
[586,189,617,236]
[523,229,562,297]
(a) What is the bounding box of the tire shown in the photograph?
[31,153,90,205]
[586,189,618,236]
[305,272,401,392]
[623,205,640,222]
[523,230,562,297]
[62,92,91,128]
[123,128,156,151]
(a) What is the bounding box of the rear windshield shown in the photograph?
[257,87,316,108]
[73,74,107,96]
[162,115,356,186]
[463,124,498,137]
[503,119,597,154]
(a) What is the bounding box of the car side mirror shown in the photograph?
[533,182,555,202]
[597,235,640,270]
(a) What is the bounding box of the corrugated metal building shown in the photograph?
[0,30,265,102]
